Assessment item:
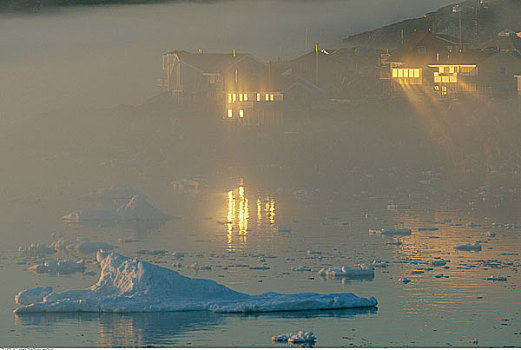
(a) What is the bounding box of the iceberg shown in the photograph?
[18,243,56,256]
[317,264,375,278]
[272,331,317,344]
[14,252,377,314]
[15,287,54,305]
[455,243,482,251]
[62,195,174,223]
[28,259,86,274]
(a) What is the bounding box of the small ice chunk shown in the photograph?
[50,238,114,253]
[18,243,56,256]
[272,331,316,344]
[485,276,507,281]
[429,260,448,266]
[370,260,389,268]
[411,270,424,274]
[15,287,53,305]
[418,227,438,231]
[277,226,292,233]
[307,250,321,255]
[466,221,480,227]
[318,264,374,278]
[191,263,212,270]
[399,277,411,284]
[249,266,270,270]
[291,266,311,272]
[455,243,482,251]
[482,231,496,237]
[172,252,185,259]
[29,259,86,274]
[381,228,411,236]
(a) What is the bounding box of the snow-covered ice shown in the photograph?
[317,264,374,278]
[29,259,86,274]
[455,243,482,251]
[62,195,173,222]
[380,228,412,236]
[14,252,377,313]
[485,276,507,281]
[18,243,56,256]
[50,238,114,253]
[15,287,53,305]
[272,331,317,344]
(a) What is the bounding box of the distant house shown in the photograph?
[380,30,461,87]
[428,51,521,97]
[282,77,325,107]
[473,30,521,53]
[159,50,283,122]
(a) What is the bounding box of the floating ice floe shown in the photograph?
[418,227,438,231]
[29,259,86,274]
[190,263,212,270]
[482,231,497,237]
[428,260,448,266]
[272,331,317,344]
[466,221,480,227]
[307,250,321,255]
[291,266,312,272]
[485,276,507,281]
[398,277,411,284]
[18,243,56,256]
[277,226,292,233]
[15,287,54,305]
[455,243,482,251]
[172,252,185,259]
[50,238,114,253]
[317,264,375,278]
[381,228,411,236]
[370,260,389,268]
[386,204,411,210]
[14,252,377,313]
[62,195,174,223]
[250,266,270,270]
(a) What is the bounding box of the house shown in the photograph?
[380,30,462,87]
[473,30,521,53]
[159,50,283,122]
[428,51,521,97]
[516,74,521,94]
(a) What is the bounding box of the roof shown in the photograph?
[388,30,462,63]
[165,50,262,73]
[428,50,521,66]
[473,33,521,53]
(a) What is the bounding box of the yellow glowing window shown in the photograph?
[265,94,269,101]
[409,69,414,77]
[449,75,457,83]
[398,69,403,78]
[434,85,439,91]
[232,94,237,102]
[434,76,441,83]
[449,66,454,74]
[392,69,397,78]
[228,93,232,103]
[227,109,233,118]
[239,93,243,102]
[403,69,409,78]
[256,93,260,101]
[239,109,244,118]
[439,67,445,74]
[270,94,274,101]
[244,94,248,101]
[442,76,449,83]
[414,69,420,78]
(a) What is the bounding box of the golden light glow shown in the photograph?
[270,93,274,101]
[232,93,237,102]
[239,109,244,118]
[228,93,232,103]
[265,93,269,101]
[244,94,248,101]
[227,109,233,118]
[239,93,243,102]
[257,93,260,101]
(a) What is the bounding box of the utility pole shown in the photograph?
[452,4,463,52]
[305,28,310,52]
[315,43,319,86]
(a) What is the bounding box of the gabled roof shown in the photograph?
[388,30,461,63]
[473,32,521,53]
[165,50,263,74]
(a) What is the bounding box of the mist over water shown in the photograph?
[1,0,521,347]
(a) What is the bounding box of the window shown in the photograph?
[256,93,260,101]
[239,93,243,102]
[414,69,420,78]
[403,69,409,78]
[398,69,403,78]
[439,67,445,74]
[392,69,398,78]
[239,109,244,118]
[244,94,248,101]
[270,94,274,101]
[228,93,232,103]
[265,93,269,101]
[232,94,237,103]
[227,109,233,118]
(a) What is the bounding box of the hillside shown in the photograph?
[343,0,521,49]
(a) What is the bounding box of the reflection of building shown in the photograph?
[225,184,276,249]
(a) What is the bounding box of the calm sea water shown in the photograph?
[1,1,520,347]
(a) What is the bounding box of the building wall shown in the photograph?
[477,53,521,95]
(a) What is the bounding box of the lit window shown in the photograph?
[256,93,260,101]
[244,94,248,101]
[265,93,269,101]
[434,76,441,83]
[239,93,243,102]
[227,109,233,118]
[434,85,439,91]
[439,67,444,74]
[239,109,244,118]
[270,94,274,101]
[414,69,420,78]
[449,66,454,74]
[232,94,236,102]
[392,69,398,78]
[403,69,409,78]
[398,69,403,78]
[449,75,457,83]
[442,76,449,83]
[228,93,232,103]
